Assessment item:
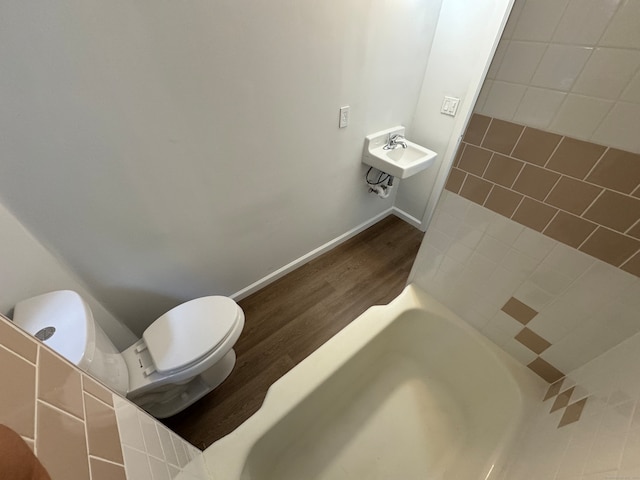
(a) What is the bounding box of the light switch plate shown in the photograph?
[440,96,460,117]
[339,106,349,128]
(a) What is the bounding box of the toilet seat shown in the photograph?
[143,296,242,374]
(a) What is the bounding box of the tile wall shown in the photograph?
[476,0,640,155]
[410,189,640,375]
[0,315,209,480]
[496,327,640,480]
[448,114,640,276]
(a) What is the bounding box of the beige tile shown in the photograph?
[0,346,36,437]
[512,127,562,166]
[459,175,493,205]
[558,397,588,428]
[514,87,567,129]
[37,401,89,480]
[586,148,640,194]
[83,375,113,406]
[84,393,124,464]
[496,41,547,84]
[600,0,640,48]
[545,177,603,215]
[583,191,640,232]
[483,153,524,188]
[458,145,492,176]
[463,114,491,146]
[550,386,575,413]
[0,317,37,363]
[621,252,640,277]
[594,103,640,154]
[544,377,565,401]
[512,197,558,232]
[444,168,466,194]
[528,357,565,383]
[532,45,593,91]
[38,348,84,419]
[544,211,598,248]
[90,457,126,480]
[553,0,620,45]
[512,164,561,201]
[579,227,640,267]
[550,94,614,141]
[484,185,524,218]
[515,327,552,354]
[482,81,527,120]
[501,297,538,325]
[546,137,607,179]
[573,48,640,100]
[482,119,524,155]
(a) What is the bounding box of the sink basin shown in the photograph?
[362,127,437,179]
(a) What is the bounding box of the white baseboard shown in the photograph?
[391,207,425,231]
[231,208,394,301]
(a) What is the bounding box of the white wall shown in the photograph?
[0,202,136,350]
[394,0,515,225]
[0,0,442,335]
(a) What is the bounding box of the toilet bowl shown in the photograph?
[13,290,244,418]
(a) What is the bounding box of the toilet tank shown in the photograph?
[13,290,129,395]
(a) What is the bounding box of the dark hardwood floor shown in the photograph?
[162,214,424,449]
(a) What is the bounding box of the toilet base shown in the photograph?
[133,349,237,418]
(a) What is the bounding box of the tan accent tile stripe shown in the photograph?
[451,114,640,277]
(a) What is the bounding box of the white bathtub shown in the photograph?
[203,284,544,480]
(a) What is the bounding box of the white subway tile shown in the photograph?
[553,0,622,45]
[123,446,153,480]
[511,0,570,42]
[513,87,567,129]
[496,41,547,84]
[482,80,527,120]
[600,0,640,48]
[514,281,556,310]
[487,214,525,244]
[592,101,640,153]
[573,48,640,100]
[513,228,557,261]
[550,94,614,141]
[621,70,640,103]
[531,45,593,91]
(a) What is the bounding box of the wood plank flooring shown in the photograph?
[162,214,424,449]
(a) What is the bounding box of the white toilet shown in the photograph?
[13,290,244,418]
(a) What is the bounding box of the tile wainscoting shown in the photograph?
[447,114,640,277]
[0,315,208,480]
[497,329,640,479]
[410,189,640,376]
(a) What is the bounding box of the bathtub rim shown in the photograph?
[203,283,545,479]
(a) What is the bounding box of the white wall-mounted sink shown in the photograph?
[362,127,437,179]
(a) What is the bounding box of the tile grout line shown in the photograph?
[80,379,92,480]
[88,454,125,468]
[582,146,609,181]
[578,187,606,220]
[542,173,564,203]
[542,134,565,169]
[0,342,37,366]
[509,124,528,157]
[624,217,640,237]
[37,398,85,423]
[33,345,40,456]
[479,117,493,146]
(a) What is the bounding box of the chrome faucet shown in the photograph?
[383,133,408,150]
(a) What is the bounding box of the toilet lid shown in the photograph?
[143,296,241,374]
